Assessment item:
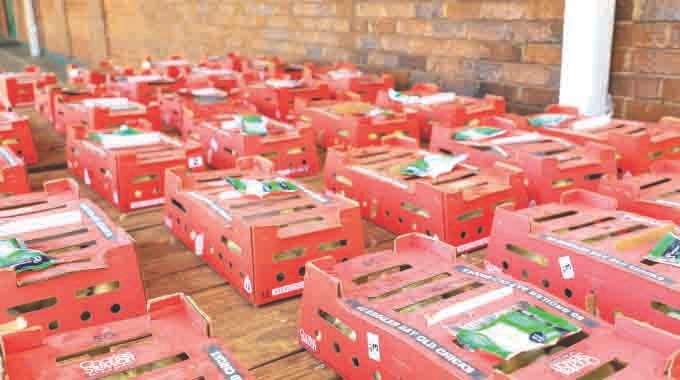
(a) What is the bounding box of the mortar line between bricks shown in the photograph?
[248,348,306,371]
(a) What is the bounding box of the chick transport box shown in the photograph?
[67,122,205,212]
[0,179,147,336]
[0,147,29,196]
[186,113,319,177]
[0,111,38,165]
[109,74,183,106]
[43,85,114,127]
[54,96,162,134]
[298,100,420,148]
[377,83,506,140]
[159,87,256,136]
[0,66,57,108]
[598,160,680,224]
[243,76,331,121]
[324,135,528,252]
[487,189,680,335]
[521,105,680,176]
[0,293,252,380]
[164,157,364,306]
[430,115,617,204]
[298,234,680,380]
[308,63,394,103]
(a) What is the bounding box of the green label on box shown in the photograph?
[528,114,572,128]
[0,238,55,273]
[226,177,299,198]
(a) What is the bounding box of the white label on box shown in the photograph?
[244,276,253,294]
[271,281,304,296]
[130,197,164,209]
[0,211,82,236]
[367,332,381,362]
[84,169,91,185]
[188,156,203,169]
[195,233,204,256]
[559,256,575,280]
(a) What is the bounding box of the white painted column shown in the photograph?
[559,0,617,116]
[22,0,41,57]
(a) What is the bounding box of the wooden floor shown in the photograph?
[4,48,484,379]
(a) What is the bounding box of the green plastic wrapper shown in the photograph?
[648,231,680,267]
[453,127,506,141]
[0,238,55,273]
[456,303,582,360]
[88,125,142,142]
[400,154,468,179]
[221,115,269,136]
[226,177,299,198]
[527,114,573,128]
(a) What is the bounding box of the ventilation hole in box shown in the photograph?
[48,320,59,330]
[502,261,509,270]
[276,273,285,282]
[564,288,573,298]
[352,357,360,368]
[521,270,529,279]
[299,267,306,276]
[542,279,550,288]
[80,311,92,321]
[333,342,341,353]
[110,304,121,314]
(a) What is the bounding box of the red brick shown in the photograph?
[526,0,564,20]
[662,78,680,102]
[516,87,559,106]
[523,44,562,65]
[625,99,680,121]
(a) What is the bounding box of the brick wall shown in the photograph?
[611,0,680,121]
[17,0,680,118]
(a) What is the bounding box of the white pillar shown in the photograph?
[22,0,41,57]
[559,0,616,117]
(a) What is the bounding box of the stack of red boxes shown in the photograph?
[109,74,182,105]
[325,135,528,251]
[186,112,319,176]
[377,83,506,140]
[430,114,617,204]
[299,233,680,380]
[0,111,37,165]
[54,96,161,134]
[0,66,58,108]
[164,157,364,305]
[160,87,255,135]
[0,146,29,195]
[244,76,331,121]
[300,99,420,147]
[310,63,394,102]
[142,55,193,79]
[521,105,680,176]
[67,121,205,212]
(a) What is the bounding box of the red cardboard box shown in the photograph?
[300,233,680,380]
[67,123,205,212]
[430,115,617,204]
[325,135,528,252]
[487,189,680,335]
[310,63,394,102]
[0,146,29,195]
[599,160,680,224]
[242,56,307,81]
[0,111,37,165]
[186,113,319,177]
[243,77,331,121]
[1,293,252,379]
[185,67,243,92]
[66,60,134,87]
[142,55,193,79]
[159,87,255,134]
[164,157,364,305]
[109,74,183,105]
[0,178,147,335]
[55,96,162,134]
[300,100,420,148]
[0,66,57,108]
[377,83,506,140]
[44,85,115,127]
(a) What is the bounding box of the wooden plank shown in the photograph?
[252,352,340,380]
[190,285,304,369]
[130,225,205,281]
[144,264,225,299]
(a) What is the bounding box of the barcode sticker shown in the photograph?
[367,332,381,362]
